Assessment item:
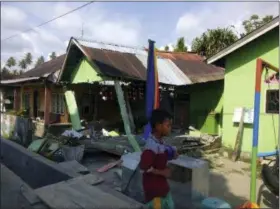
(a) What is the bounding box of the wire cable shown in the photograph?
[1,1,94,42]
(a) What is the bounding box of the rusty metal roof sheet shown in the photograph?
[135,54,191,85]
[156,51,204,61]
[81,45,147,81]
[172,60,224,83]
[19,54,66,79]
[71,38,224,85]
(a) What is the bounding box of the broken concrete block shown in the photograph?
[168,155,209,204]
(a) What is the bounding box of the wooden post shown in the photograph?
[125,90,136,134]
[20,86,23,110]
[13,88,20,111]
[231,107,245,161]
[114,81,141,152]
[44,84,51,126]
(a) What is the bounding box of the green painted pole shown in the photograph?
[114,81,141,152]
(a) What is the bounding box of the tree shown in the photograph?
[6,57,16,69]
[1,67,16,80]
[164,45,169,51]
[25,52,33,69]
[174,37,187,52]
[191,27,238,57]
[35,56,45,67]
[242,14,274,35]
[50,52,57,60]
[18,59,27,71]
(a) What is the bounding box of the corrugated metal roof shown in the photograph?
[172,60,224,83]
[135,54,191,85]
[81,45,147,81]
[60,38,225,85]
[0,77,41,84]
[156,51,204,61]
[19,54,66,79]
[76,38,147,55]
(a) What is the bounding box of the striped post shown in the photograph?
[250,59,263,203]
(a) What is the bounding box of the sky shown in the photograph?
[1,1,279,70]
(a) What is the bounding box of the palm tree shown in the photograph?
[174,37,188,52]
[35,56,45,67]
[18,59,27,72]
[25,52,32,70]
[6,57,16,69]
[50,52,57,60]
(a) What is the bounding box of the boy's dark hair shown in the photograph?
[150,109,172,129]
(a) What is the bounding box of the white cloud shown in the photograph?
[1,2,142,69]
[175,2,279,49]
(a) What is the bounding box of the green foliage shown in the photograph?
[18,59,27,70]
[242,14,274,36]
[6,57,16,68]
[164,45,169,51]
[35,56,45,67]
[50,52,57,60]
[174,37,188,52]
[25,52,33,66]
[191,27,238,57]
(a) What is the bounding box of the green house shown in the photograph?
[208,17,279,158]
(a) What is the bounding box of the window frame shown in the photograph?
[51,93,65,115]
[22,93,30,110]
[265,89,279,114]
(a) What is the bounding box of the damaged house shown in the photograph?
[1,37,224,137]
[57,37,224,135]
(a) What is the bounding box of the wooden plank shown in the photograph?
[97,159,122,173]
[35,175,141,209]
[232,107,245,161]
[56,183,97,208]
[97,184,144,209]
[65,173,104,185]
[35,183,81,209]
[69,182,132,208]
[58,160,89,177]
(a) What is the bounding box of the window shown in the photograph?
[22,93,30,110]
[266,90,279,114]
[51,93,65,114]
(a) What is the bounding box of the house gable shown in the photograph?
[70,58,103,84]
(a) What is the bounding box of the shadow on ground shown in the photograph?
[209,171,278,208]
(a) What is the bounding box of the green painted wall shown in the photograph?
[223,28,279,153]
[180,80,224,134]
[71,58,103,83]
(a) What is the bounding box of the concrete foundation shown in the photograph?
[0,138,71,189]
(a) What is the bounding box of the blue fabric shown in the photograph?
[144,40,156,140]
[201,197,231,209]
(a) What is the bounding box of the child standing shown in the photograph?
[140,109,178,209]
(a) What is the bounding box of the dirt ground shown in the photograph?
[205,155,279,208]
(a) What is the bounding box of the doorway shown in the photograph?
[173,93,190,132]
